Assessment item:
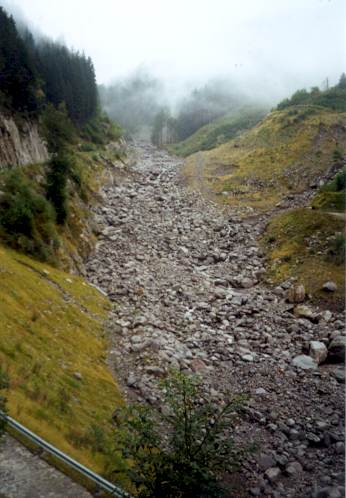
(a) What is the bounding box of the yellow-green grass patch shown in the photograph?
[261,208,345,310]
[0,245,123,473]
[183,106,346,213]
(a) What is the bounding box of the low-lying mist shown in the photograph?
[99,69,273,140]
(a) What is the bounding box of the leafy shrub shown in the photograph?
[0,171,58,261]
[321,167,346,193]
[333,147,343,163]
[113,371,248,498]
[335,169,346,191]
[329,233,346,265]
[82,111,122,145]
[46,152,76,224]
[41,103,76,153]
[79,143,97,152]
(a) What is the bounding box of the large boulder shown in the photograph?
[292,355,318,370]
[287,284,305,303]
[322,281,337,292]
[294,305,318,323]
[328,336,346,362]
[309,341,328,365]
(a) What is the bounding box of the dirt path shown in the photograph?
[86,141,345,498]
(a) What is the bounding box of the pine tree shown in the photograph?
[0,7,39,113]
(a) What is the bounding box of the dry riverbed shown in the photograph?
[86,141,345,498]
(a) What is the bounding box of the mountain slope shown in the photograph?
[169,106,267,157]
[183,105,346,213]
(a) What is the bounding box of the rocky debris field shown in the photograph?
[86,141,345,498]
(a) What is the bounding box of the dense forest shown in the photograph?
[0,6,97,125]
[0,5,121,263]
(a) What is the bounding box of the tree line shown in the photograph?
[277,74,346,112]
[0,6,97,125]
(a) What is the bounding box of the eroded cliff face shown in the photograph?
[0,113,49,168]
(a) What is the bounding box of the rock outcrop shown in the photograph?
[0,112,49,168]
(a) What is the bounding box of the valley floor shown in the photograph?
[86,142,345,498]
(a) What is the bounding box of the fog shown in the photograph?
[3,0,345,103]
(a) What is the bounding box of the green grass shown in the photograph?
[169,106,267,157]
[0,245,124,474]
[183,106,346,213]
[311,166,346,212]
[261,208,345,309]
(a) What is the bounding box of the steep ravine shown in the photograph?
[86,142,345,498]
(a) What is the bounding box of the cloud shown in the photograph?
[2,0,345,99]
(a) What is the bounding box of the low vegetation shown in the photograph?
[0,104,123,270]
[277,74,346,112]
[0,245,124,473]
[169,106,267,157]
[262,208,345,309]
[183,106,346,213]
[0,171,58,263]
[262,165,345,309]
[311,165,346,212]
[113,371,248,498]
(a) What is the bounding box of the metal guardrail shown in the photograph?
[1,412,133,498]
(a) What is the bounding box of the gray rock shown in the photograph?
[265,467,281,482]
[333,368,345,383]
[285,461,303,476]
[242,353,255,362]
[292,355,318,370]
[127,373,137,387]
[322,281,337,292]
[294,305,318,322]
[287,284,305,303]
[131,340,153,353]
[239,277,256,289]
[310,341,328,364]
[144,365,165,377]
[257,453,276,470]
[328,336,345,362]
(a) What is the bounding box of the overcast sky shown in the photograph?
[2,0,346,98]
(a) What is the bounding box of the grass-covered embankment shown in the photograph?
[169,106,267,157]
[262,208,345,310]
[183,106,346,213]
[0,245,124,473]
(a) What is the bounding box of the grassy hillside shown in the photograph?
[169,106,267,157]
[261,208,345,310]
[183,105,346,213]
[0,246,123,474]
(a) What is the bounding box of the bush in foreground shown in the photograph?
[112,371,248,498]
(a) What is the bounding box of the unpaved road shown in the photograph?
[86,141,345,498]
